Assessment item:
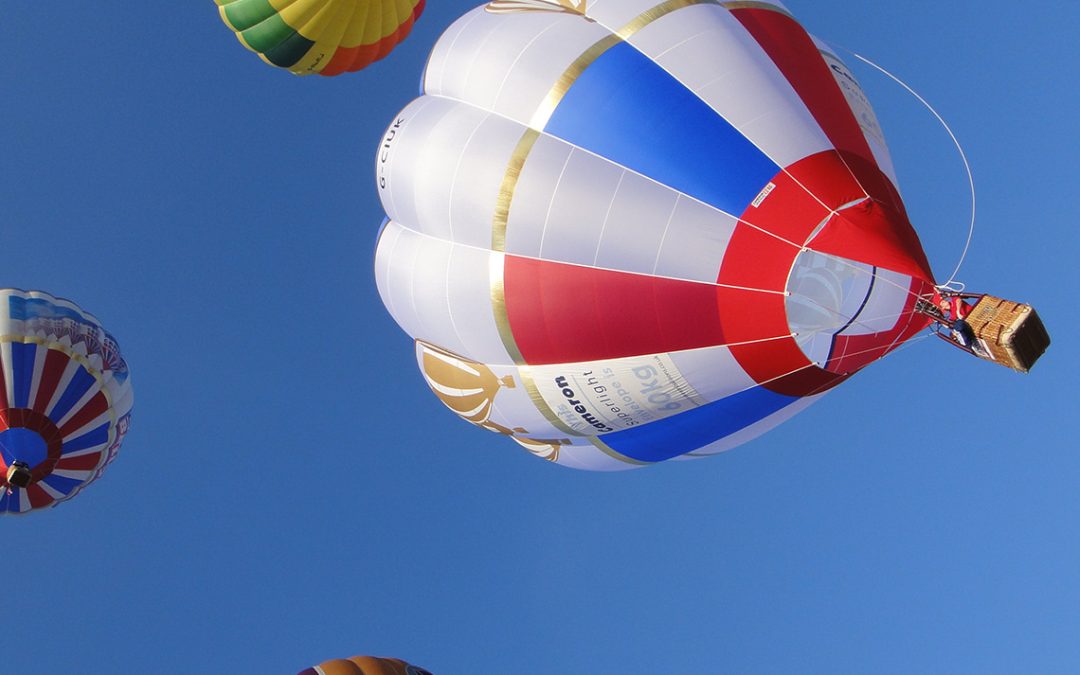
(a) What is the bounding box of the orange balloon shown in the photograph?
[298,655,432,675]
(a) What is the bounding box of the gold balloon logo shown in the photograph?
[418,340,570,461]
[418,340,520,434]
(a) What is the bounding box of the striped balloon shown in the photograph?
[0,290,133,514]
[374,0,938,470]
[215,0,425,76]
[298,655,432,675]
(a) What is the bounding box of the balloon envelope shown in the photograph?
[0,289,133,513]
[215,0,425,76]
[374,0,937,470]
[299,655,432,675]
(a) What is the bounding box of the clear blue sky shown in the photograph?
[3,2,1076,673]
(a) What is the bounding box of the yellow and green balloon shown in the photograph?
[215,0,425,76]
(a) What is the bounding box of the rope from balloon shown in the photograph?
[823,51,1050,372]
[827,42,977,292]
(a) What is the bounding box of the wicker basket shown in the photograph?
[965,295,1050,372]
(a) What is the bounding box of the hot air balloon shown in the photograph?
[215,0,425,76]
[0,289,133,514]
[299,655,432,675]
[373,0,1047,470]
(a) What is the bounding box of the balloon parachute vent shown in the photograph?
[965,296,1050,372]
[6,462,32,489]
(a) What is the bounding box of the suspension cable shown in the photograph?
[829,44,977,289]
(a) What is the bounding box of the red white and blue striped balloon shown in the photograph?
[0,289,133,513]
[374,0,938,470]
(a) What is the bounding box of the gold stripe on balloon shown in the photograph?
[489,253,526,364]
[492,129,540,253]
[616,0,717,39]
